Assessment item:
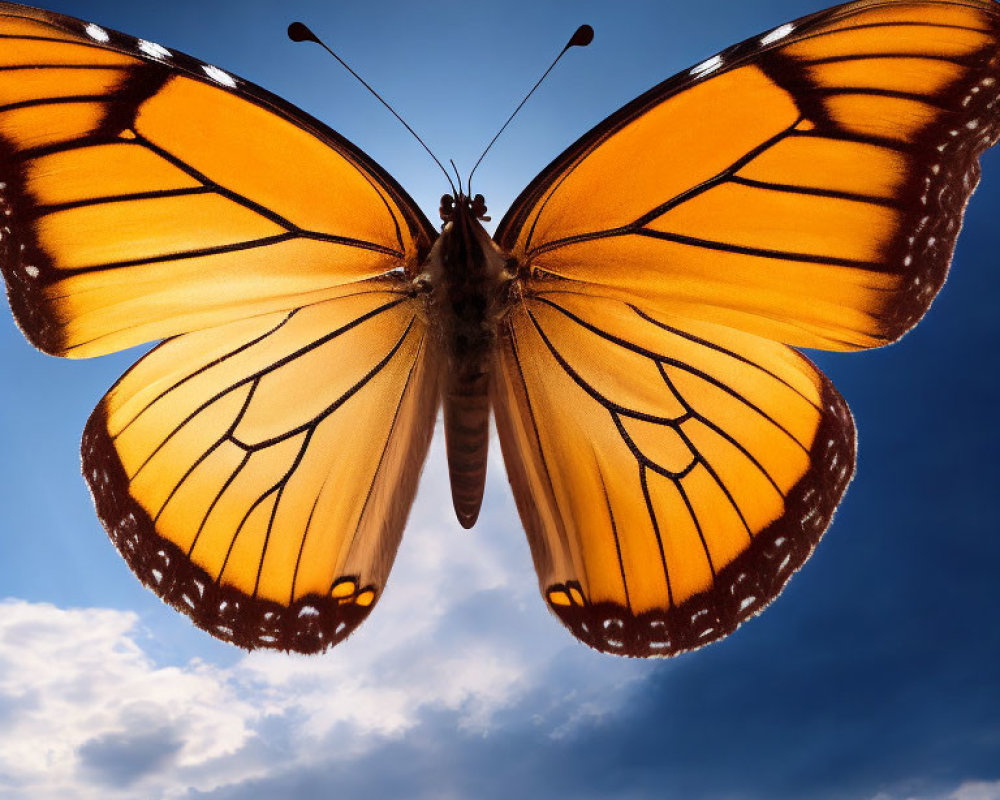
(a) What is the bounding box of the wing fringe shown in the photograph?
[81,398,372,653]
[547,373,855,657]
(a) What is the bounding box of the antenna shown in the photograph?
[288,21,456,195]
[449,159,464,197]
[467,24,594,193]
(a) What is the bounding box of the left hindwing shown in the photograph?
[495,0,1000,351]
[82,279,439,653]
[492,291,855,656]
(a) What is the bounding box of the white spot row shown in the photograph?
[84,20,236,88]
[689,21,794,80]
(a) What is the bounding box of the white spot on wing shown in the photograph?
[84,23,109,43]
[691,54,723,77]
[202,64,236,88]
[138,39,171,59]
[24,265,39,278]
[761,23,795,46]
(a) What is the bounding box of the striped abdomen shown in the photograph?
[443,370,491,528]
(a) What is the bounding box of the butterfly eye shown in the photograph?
[439,193,455,220]
[471,193,488,218]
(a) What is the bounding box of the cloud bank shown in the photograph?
[0,440,996,800]
[0,438,651,799]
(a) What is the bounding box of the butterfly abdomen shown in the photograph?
[427,197,511,527]
[442,371,491,527]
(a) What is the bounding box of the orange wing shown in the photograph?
[496,0,1000,351]
[0,3,435,357]
[492,0,1000,656]
[493,291,854,656]
[0,4,443,652]
[83,280,439,652]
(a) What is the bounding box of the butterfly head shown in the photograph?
[440,193,490,223]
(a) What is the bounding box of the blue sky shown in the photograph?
[0,1,998,798]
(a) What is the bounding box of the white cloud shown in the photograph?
[0,435,652,799]
[869,781,1000,800]
[950,782,1000,800]
[0,601,258,798]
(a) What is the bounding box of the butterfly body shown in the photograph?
[427,193,510,527]
[2,0,999,657]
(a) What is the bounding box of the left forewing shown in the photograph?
[0,3,435,357]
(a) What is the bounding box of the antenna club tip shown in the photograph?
[569,24,594,48]
[288,21,319,44]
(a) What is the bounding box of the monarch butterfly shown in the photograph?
[0,0,997,658]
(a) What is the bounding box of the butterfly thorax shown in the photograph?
[424,193,513,528]
[428,194,510,372]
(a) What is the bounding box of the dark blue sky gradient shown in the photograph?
[0,1,998,797]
